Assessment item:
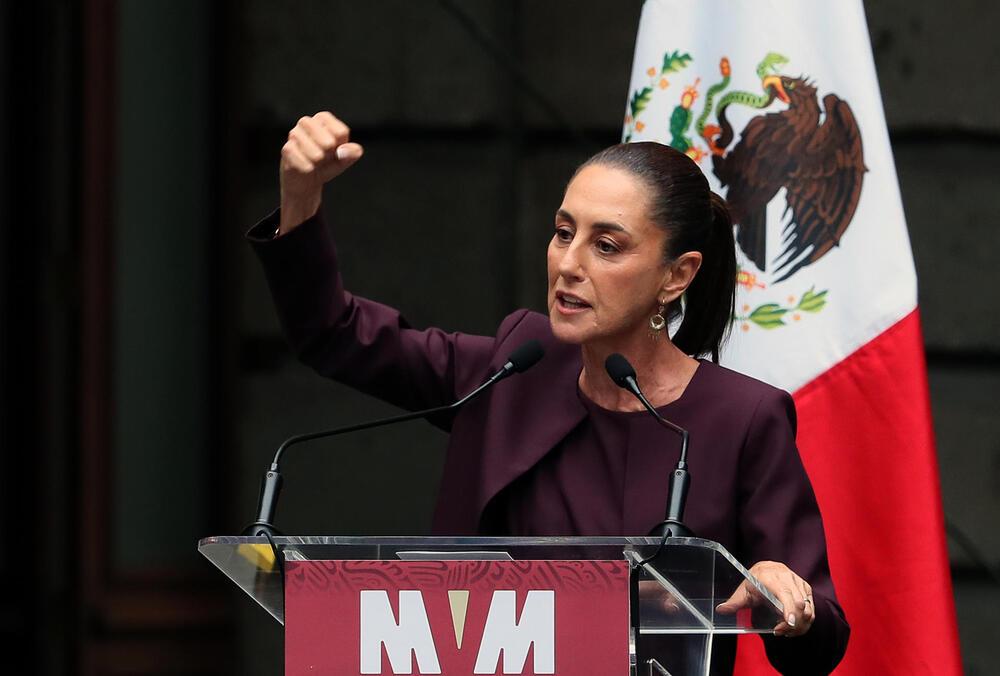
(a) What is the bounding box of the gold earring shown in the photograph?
[649,300,666,333]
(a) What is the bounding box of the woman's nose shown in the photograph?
[557,243,585,280]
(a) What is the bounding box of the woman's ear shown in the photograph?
[660,252,703,303]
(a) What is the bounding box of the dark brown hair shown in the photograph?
[575,142,737,361]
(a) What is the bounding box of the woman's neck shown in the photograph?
[578,333,700,412]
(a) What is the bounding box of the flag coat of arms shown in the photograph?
[624,1,961,673]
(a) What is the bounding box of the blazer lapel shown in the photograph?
[473,342,587,524]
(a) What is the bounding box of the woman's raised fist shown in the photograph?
[278,111,363,235]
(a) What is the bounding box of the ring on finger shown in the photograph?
[803,597,813,605]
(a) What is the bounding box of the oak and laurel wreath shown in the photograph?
[625,50,692,141]
[734,287,828,329]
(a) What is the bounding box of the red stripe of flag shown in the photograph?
[736,309,962,674]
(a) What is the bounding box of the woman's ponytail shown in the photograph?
[670,192,736,362]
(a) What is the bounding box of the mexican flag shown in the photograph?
[623,1,961,673]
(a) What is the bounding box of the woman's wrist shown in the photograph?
[278,192,322,236]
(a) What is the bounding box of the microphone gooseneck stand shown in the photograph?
[242,339,545,538]
[604,353,694,541]
[605,353,698,673]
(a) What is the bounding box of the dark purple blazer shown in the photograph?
[250,210,849,674]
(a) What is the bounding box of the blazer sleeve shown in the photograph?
[737,389,850,674]
[247,208,511,422]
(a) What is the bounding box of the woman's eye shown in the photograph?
[596,239,619,254]
[555,227,573,242]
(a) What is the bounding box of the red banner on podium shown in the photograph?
[285,559,630,675]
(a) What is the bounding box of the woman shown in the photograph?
[249,111,849,674]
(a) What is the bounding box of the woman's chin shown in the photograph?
[548,313,590,344]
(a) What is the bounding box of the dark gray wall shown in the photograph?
[113,0,215,573]
[228,1,999,673]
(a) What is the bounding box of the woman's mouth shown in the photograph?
[555,291,592,314]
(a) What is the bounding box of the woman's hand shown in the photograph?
[278,111,364,235]
[638,579,682,614]
[716,560,815,637]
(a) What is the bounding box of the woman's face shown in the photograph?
[547,164,672,346]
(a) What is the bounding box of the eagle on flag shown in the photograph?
[710,74,868,282]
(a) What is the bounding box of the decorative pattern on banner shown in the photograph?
[286,559,628,596]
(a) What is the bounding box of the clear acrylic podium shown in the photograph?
[199,535,782,675]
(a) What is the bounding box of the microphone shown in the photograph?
[605,353,693,538]
[243,339,545,537]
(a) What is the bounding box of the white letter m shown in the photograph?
[474,590,554,674]
[360,590,441,674]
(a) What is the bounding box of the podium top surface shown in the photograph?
[199,535,782,632]
[199,534,719,548]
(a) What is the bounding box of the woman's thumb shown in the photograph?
[335,142,364,166]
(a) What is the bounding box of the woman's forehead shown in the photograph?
[560,164,652,226]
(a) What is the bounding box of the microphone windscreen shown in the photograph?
[507,339,545,373]
[604,353,636,388]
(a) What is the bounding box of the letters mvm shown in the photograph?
[360,589,555,675]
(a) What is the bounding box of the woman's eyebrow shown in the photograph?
[555,208,576,224]
[593,221,627,233]
[556,209,627,233]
